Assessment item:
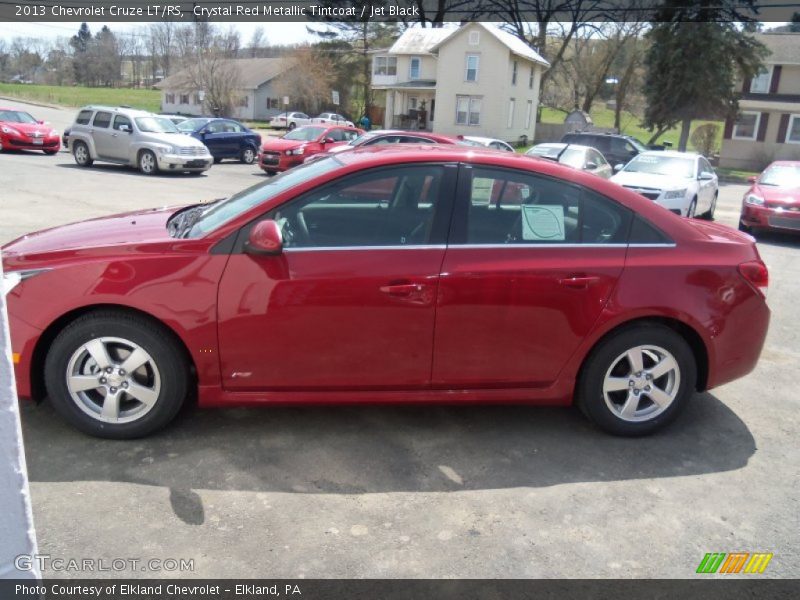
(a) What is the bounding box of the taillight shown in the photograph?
[738,260,769,298]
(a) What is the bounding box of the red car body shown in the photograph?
[258,125,363,173]
[739,161,800,235]
[305,130,464,165]
[4,147,769,424]
[0,107,61,154]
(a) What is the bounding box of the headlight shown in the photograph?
[286,147,305,156]
[745,193,764,206]
[3,269,49,296]
[1,125,21,136]
[663,189,687,200]
[155,145,174,155]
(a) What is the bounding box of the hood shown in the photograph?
[142,132,206,148]
[261,138,308,152]
[611,171,691,190]
[1,120,57,136]
[753,183,800,206]
[2,206,178,259]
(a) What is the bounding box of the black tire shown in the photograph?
[576,323,697,436]
[702,193,717,220]
[44,311,190,439]
[213,156,223,164]
[739,220,754,235]
[240,146,256,164]
[44,150,58,156]
[72,141,93,167]
[687,197,697,218]
[265,170,277,176]
[288,122,296,130]
[138,149,158,175]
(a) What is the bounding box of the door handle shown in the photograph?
[380,283,425,297]
[558,275,600,289]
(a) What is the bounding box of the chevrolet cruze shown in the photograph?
[2,146,770,439]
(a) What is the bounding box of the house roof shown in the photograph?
[428,22,549,68]
[155,58,291,91]
[389,26,457,55]
[754,33,800,65]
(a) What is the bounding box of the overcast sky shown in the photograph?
[0,21,319,46]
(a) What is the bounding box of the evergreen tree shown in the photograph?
[69,23,92,85]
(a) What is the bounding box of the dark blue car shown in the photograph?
[177,117,261,164]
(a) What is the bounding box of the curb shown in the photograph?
[0,95,67,110]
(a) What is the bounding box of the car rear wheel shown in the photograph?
[73,141,93,167]
[213,157,223,164]
[288,122,296,130]
[44,311,190,439]
[241,146,256,164]
[138,150,158,175]
[576,324,696,436]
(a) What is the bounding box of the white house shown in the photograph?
[371,22,549,143]
[154,58,292,120]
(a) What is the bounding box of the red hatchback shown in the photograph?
[0,107,60,154]
[258,124,362,174]
[3,146,770,439]
[739,161,800,235]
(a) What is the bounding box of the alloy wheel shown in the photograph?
[242,147,255,164]
[65,336,161,424]
[140,152,155,174]
[74,144,88,165]
[602,345,681,422]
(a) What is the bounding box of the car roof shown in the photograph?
[638,150,699,159]
[531,143,591,151]
[78,105,152,117]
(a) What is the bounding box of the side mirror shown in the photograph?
[613,163,624,173]
[747,176,757,184]
[698,172,714,181]
[120,125,131,133]
[585,161,598,170]
[244,220,283,256]
[37,120,44,125]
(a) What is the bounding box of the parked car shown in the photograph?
[0,107,60,154]
[3,146,769,439]
[269,111,311,130]
[739,161,800,236]
[259,124,362,174]
[62,127,71,150]
[462,136,516,152]
[561,132,648,170]
[312,112,355,127]
[69,106,213,175]
[177,117,261,164]
[304,129,465,164]
[611,151,718,218]
[160,114,190,125]
[525,143,613,178]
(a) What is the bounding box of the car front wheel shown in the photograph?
[576,324,696,436]
[45,311,190,439]
[686,197,697,218]
[138,150,158,175]
[241,146,256,164]
[73,141,93,167]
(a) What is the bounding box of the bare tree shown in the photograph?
[248,26,266,58]
[273,46,334,115]
[149,22,175,78]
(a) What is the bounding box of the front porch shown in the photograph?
[381,83,437,132]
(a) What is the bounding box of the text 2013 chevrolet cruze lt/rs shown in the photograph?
[2,146,770,439]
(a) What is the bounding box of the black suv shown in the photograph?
[560,132,649,170]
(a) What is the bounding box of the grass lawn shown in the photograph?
[716,166,759,183]
[0,83,161,113]
[540,106,724,154]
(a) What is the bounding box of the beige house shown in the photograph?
[720,33,800,170]
[371,23,549,143]
[154,58,291,120]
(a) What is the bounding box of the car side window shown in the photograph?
[270,165,446,248]
[76,110,93,125]
[344,130,360,141]
[592,137,611,153]
[699,158,714,176]
[368,136,401,145]
[590,149,608,166]
[223,121,243,133]
[461,167,632,245]
[403,136,434,144]
[112,115,131,131]
[205,122,222,134]
[92,112,112,129]
[327,129,347,142]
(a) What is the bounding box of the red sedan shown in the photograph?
[0,107,60,154]
[258,124,362,174]
[3,146,769,439]
[739,161,800,236]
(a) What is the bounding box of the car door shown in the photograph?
[222,120,248,156]
[431,164,632,388]
[586,148,612,178]
[216,163,457,390]
[107,114,133,161]
[697,157,717,212]
[90,111,115,158]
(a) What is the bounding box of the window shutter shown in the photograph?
[742,76,752,93]
[777,113,790,143]
[769,65,782,94]
[723,117,734,139]
[757,113,769,142]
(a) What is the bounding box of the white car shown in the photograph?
[269,111,311,130]
[462,135,515,152]
[311,112,355,128]
[610,151,718,218]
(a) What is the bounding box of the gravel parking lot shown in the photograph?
[2,99,798,578]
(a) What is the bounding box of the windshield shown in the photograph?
[759,164,800,188]
[0,110,37,124]
[627,137,648,153]
[177,118,210,132]
[187,157,342,238]
[624,155,694,178]
[528,145,584,169]
[284,126,326,141]
[135,116,179,133]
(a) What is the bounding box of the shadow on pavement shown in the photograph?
[55,162,208,178]
[753,230,800,249]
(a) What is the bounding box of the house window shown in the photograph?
[373,56,397,76]
[787,115,800,144]
[507,98,515,128]
[179,94,189,104]
[465,54,479,82]
[468,31,480,46]
[192,93,201,105]
[525,100,533,129]
[456,95,481,126]
[238,96,249,108]
[165,93,175,104]
[529,67,535,90]
[512,60,518,85]
[409,97,418,110]
[733,111,760,140]
[750,67,771,94]
[409,57,421,80]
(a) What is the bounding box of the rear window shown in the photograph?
[75,110,93,125]
[629,216,673,244]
